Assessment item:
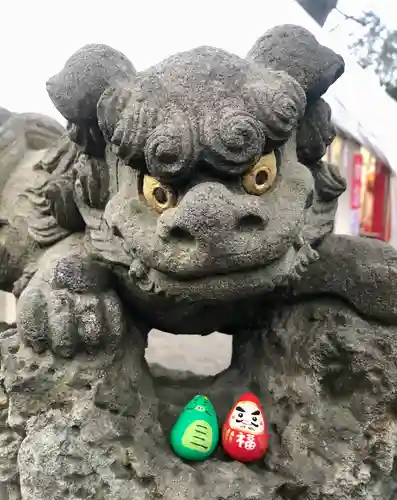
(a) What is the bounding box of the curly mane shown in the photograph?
[23,134,86,246]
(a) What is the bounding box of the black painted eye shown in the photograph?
[238,413,243,418]
[255,169,269,185]
[153,186,168,204]
[252,416,257,422]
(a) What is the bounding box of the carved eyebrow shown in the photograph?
[251,410,260,415]
[236,406,245,412]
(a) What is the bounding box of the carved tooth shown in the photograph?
[138,278,155,293]
[129,259,147,280]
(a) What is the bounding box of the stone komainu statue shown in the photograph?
[0,24,397,500]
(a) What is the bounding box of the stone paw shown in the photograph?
[17,254,124,357]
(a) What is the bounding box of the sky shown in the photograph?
[329,0,397,24]
[326,0,397,40]
[1,0,396,125]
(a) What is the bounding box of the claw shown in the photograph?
[74,294,105,353]
[48,289,78,358]
[17,287,49,354]
[17,257,124,357]
[102,291,125,351]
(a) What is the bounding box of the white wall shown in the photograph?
[0,291,16,324]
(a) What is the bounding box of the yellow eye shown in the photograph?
[142,175,176,213]
[242,152,277,195]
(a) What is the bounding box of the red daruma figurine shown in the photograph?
[222,392,269,462]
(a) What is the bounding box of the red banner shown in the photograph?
[350,153,363,210]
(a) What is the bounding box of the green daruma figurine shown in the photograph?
[170,395,219,461]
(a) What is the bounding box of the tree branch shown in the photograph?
[335,7,367,26]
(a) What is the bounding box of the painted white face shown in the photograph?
[229,401,264,434]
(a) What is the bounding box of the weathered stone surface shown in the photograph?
[247,24,345,104]
[292,234,397,323]
[46,44,136,124]
[2,298,397,499]
[296,98,336,166]
[0,108,65,293]
[0,23,397,500]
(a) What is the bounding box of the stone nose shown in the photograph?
[158,182,267,247]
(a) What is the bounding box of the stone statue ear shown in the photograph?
[247,25,344,105]
[296,98,336,166]
[96,84,134,147]
[46,44,136,157]
[97,83,157,164]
